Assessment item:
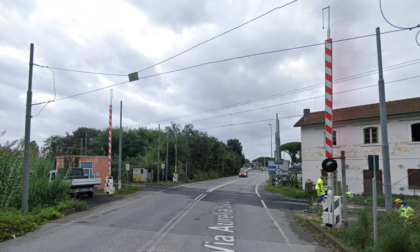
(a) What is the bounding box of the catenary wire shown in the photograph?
[40,66,126,77]
[32,65,57,117]
[36,1,297,77]
[31,29,407,106]
[379,0,420,46]
[133,0,297,74]
[197,115,300,131]
[191,74,420,132]
[379,0,419,30]
[138,58,420,125]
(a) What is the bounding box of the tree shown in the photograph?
[280,142,301,164]
[226,139,242,156]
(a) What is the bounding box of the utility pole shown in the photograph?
[275,113,281,161]
[118,101,122,190]
[166,133,169,182]
[22,43,34,214]
[85,131,87,155]
[158,124,160,183]
[268,124,272,160]
[376,27,392,213]
[175,132,177,175]
[80,138,83,155]
[340,151,348,225]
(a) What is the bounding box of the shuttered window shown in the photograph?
[408,169,420,189]
[412,123,420,142]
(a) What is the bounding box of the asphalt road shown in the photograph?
[0,171,327,252]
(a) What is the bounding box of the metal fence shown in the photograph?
[339,176,420,248]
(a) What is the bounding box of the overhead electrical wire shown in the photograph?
[43,66,126,77]
[36,1,297,78]
[32,65,56,117]
[137,58,420,126]
[192,74,420,132]
[196,115,300,131]
[379,0,420,46]
[133,0,297,74]
[32,29,407,107]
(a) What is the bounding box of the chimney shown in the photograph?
[303,108,310,121]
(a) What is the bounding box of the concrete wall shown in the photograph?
[55,155,109,190]
[300,114,420,195]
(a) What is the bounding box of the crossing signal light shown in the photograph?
[322,158,337,172]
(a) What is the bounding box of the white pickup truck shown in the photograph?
[48,168,101,197]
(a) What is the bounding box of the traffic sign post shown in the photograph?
[126,164,130,183]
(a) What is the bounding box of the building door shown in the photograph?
[81,161,93,178]
[363,170,383,195]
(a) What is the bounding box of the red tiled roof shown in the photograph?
[294,97,420,127]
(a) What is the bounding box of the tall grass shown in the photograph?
[0,142,24,208]
[0,141,71,210]
[265,184,316,200]
[337,209,420,252]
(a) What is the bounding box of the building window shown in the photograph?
[412,123,420,142]
[333,131,337,146]
[141,169,144,174]
[364,127,378,144]
[408,169,420,189]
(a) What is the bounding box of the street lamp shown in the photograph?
[268,124,273,160]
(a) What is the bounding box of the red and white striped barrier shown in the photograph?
[108,104,112,174]
[325,38,333,158]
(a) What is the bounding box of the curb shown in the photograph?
[301,216,357,252]
[60,208,77,216]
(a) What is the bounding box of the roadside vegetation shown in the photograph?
[1,122,246,241]
[265,184,316,200]
[44,123,245,182]
[298,202,420,251]
[330,209,420,252]
[0,139,88,242]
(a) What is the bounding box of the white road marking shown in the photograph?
[194,194,204,201]
[260,199,290,244]
[207,179,243,192]
[255,178,267,197]
[146,194,207,252]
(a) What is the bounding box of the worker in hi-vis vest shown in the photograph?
[346,185,353,199]
[315,176,327,201]
[395,199,414,220]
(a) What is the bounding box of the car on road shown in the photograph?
[239,168,248,178]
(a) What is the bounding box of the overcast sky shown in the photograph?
[1,0,419,162]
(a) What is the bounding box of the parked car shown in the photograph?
[48,168,101,197]
[239,168,248,178]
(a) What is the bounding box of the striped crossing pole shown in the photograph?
[325,38,333,158]
[109,90,113,175]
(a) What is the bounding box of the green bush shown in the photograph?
[339,210,372,250]
[265,184,316,200]
[193,169,220,181]
[0,207,64,242]
[336,210,420,252]
[27,176,71,211]
[56,198,89,212]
